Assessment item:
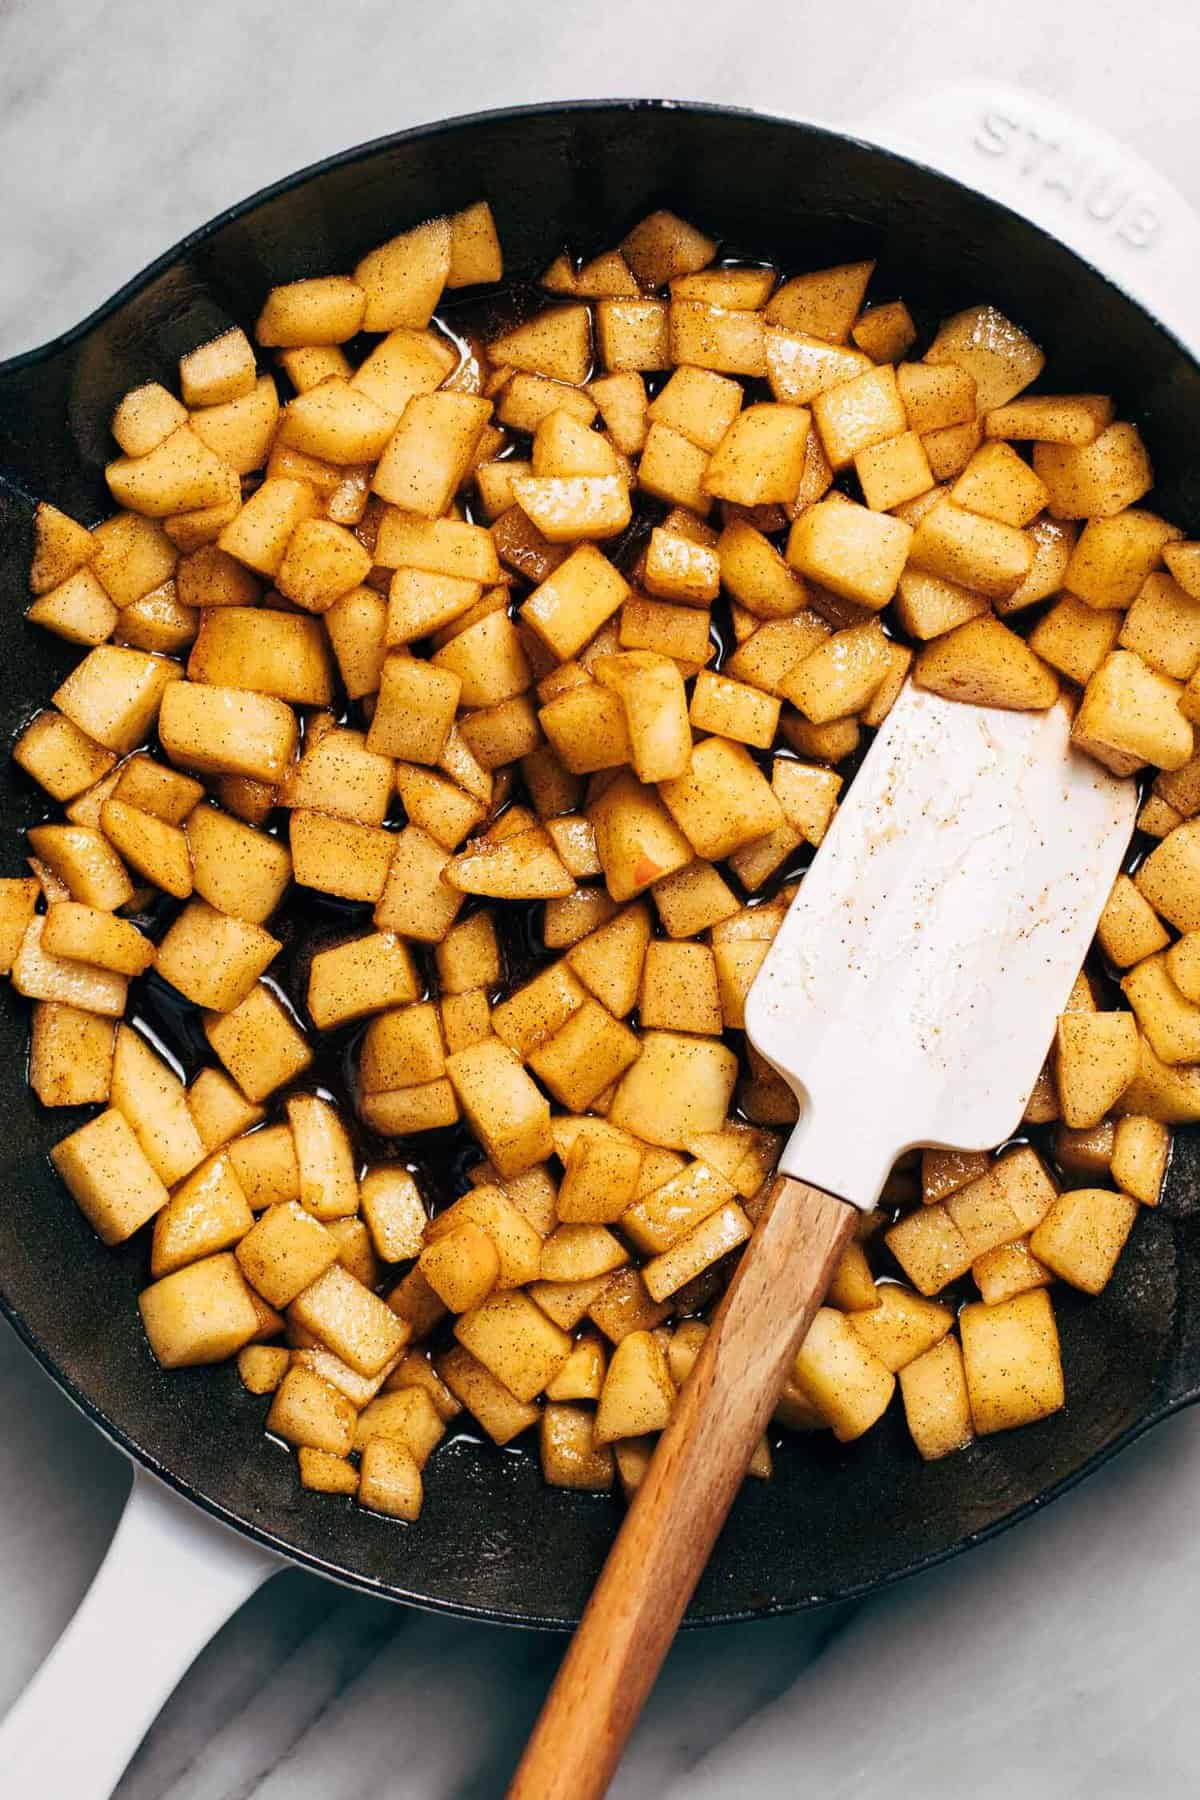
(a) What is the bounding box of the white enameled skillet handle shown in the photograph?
[0,1464,280,1800]
[857,82,1200,358]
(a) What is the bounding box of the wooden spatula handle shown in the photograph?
[507,1175,856,1800]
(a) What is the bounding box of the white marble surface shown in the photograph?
[3,0,1200,1794]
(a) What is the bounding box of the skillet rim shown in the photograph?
[5,1289,1198,1631]
[2,94,1199,1631]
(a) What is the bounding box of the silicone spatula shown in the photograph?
[509,682,1138,1800]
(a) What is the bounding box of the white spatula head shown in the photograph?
[744,682,1139,1210]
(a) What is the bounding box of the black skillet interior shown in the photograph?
[2,100,1200,1628]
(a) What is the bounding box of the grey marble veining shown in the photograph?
[4,1,1200,1794]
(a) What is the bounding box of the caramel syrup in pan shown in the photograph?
[32,266,1169,1431]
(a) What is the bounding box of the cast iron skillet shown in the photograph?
[2,99,1200,1630]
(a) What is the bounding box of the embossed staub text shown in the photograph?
[972,108,1162,250]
